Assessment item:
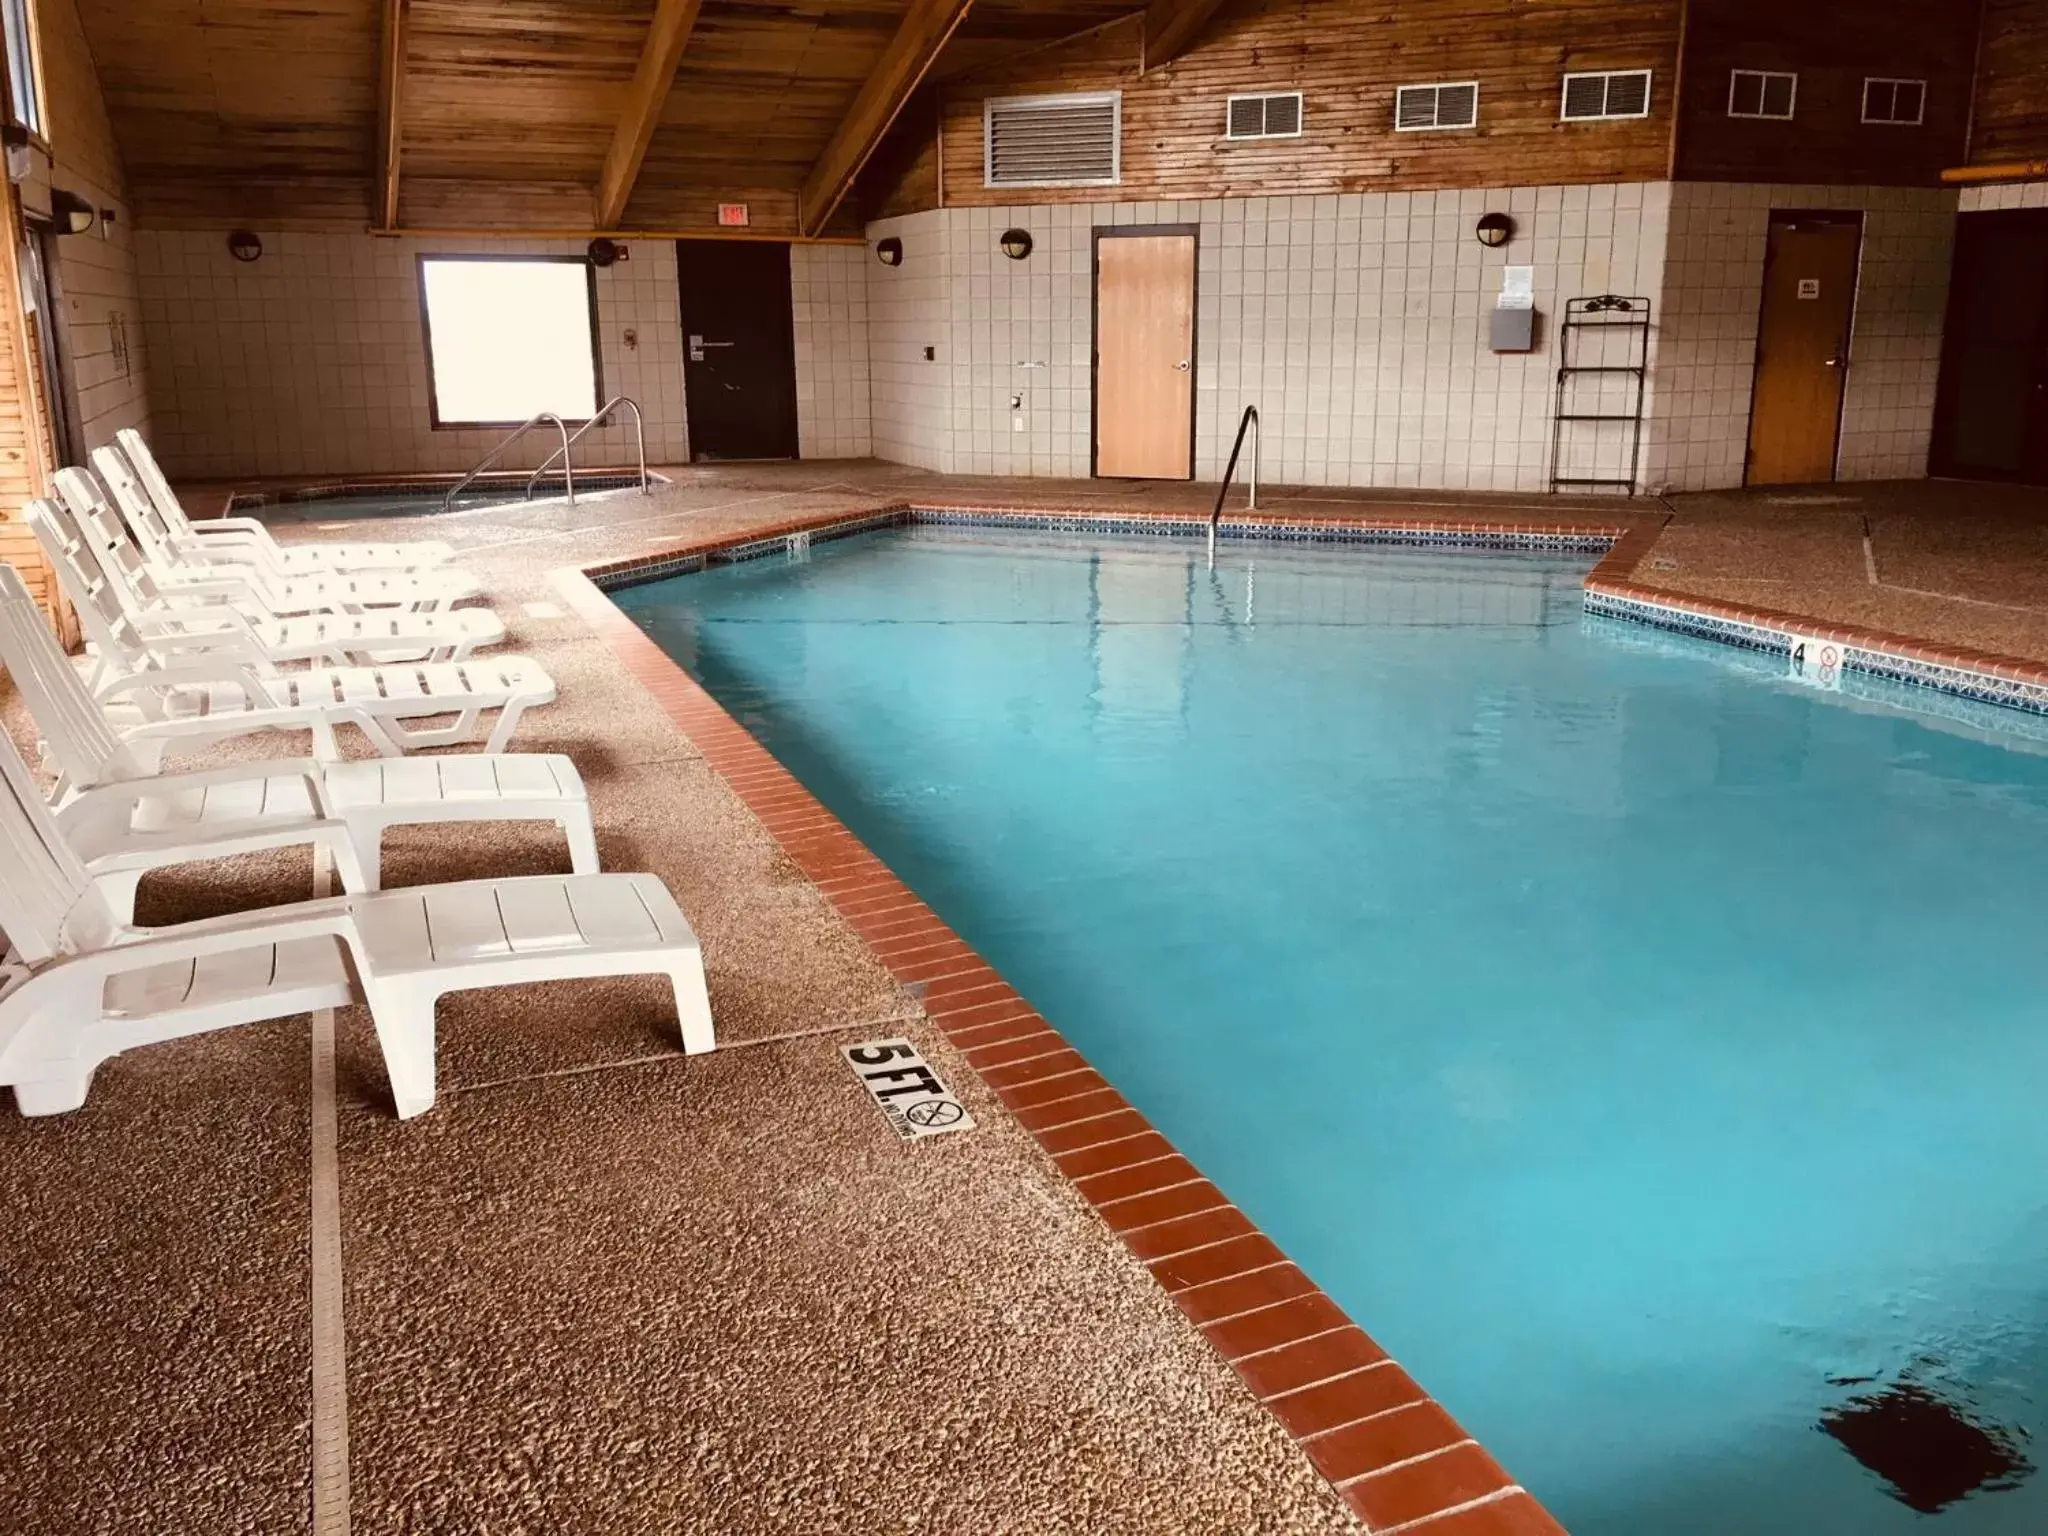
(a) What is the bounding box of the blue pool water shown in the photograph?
[617,526,2048,1533]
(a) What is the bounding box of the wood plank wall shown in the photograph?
[1673,0,1977,184]
[860,0,2009,216]
[1968,0,2048,165]
[895,0,1683,211]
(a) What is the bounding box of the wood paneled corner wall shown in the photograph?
[858,0,2022,219]
[1970,0,2048,166]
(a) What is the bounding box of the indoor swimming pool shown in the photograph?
[227,474,651,523]
[616,525,2048,1534]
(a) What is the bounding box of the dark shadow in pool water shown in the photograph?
[1819,1378,2034,1514]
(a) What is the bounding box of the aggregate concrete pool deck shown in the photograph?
[3,461,2045,1535]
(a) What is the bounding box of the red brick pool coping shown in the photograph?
[553,501,2048,1536]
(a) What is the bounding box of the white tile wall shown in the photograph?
[867,211,958,471]
[48,185,150,455]
[133,231,873,479]
[1960,181,2048,212]
[1644,183,1957,492]
[865,186,1672,491]
[792,243,873,460]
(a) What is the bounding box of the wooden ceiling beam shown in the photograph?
[596,0,706,229]
[374,0,409,228]
[799,0,974,237]
[1142,0,1230,70]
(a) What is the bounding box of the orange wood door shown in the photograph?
[1746,216,1862,486]
[1095,232,1195,480]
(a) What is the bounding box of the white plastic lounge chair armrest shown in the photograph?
[151,567,271,604]
[94,661,274,706]
[115,705,347,747]
[191,516,281,542]
[171,532,290,579]
[131,606,257,642]
[55,760,327,825]
[123,629,270,669]
[14,906,356,976]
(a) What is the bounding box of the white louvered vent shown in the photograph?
[1394,82,1479,132]
[985,92,1121,187]
[1226,92,1304,140]
[1561,69,1653,121]
[1728,70,1797,120]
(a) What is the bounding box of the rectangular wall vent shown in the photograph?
[1561,69,1653,121]
[1862,78,1926,125]
[1226,91,1304,140]
[1728,69,1797,120]
[985,92,1121,187]
[1394,82,1479,132]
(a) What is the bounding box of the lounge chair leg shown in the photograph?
[93,868,145,927]
[561,813,599,874]
[13,1065,96,1116]
[331,827,377,892]
[362,981,439,1119]
[669,962,715,1055]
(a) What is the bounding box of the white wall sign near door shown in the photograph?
[1797,278,1821,300]
[842,1039,976,1140]
[1788,635,1846,691]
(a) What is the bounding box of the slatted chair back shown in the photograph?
[0,563,143,791]
[115,429,195,539]
[0,691,108,962]
[90,445,185,570]
[22,495,156,673]
[50,468,195,618]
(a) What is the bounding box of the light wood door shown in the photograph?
[1095,232,1196,479]
[1746,216,1862,486]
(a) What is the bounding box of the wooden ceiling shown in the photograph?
[74,0,1142,234]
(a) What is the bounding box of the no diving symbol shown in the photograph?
[905,1099,964,1129]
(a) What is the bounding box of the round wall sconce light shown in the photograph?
[587,237,625,267]
[1475,212,1516,249]
[999,227,1033,261]
[50,188,96,236]
[875,236,903,267]
[226,229,264,263]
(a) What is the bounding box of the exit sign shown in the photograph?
[717,203,749,228]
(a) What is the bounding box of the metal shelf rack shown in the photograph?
[1549,294,1650,496]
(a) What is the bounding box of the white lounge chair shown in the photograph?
[116,427,460,573]
[0,565,598,921]
[0,724,713,1120]
[24,505,557,763]
[27,489,503,672]
[60,466,480,614]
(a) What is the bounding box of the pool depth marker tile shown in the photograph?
[556,526,1580,1536]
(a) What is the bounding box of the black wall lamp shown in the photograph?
[49,188,96,236]
[1475,212,1516,249]
[227,229,263,263]
[999,227,1033,261]
[875,236,903,266]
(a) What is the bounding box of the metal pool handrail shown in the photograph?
[525,395,650,502]
[443,413,573,511]
[1207,405,1260,567]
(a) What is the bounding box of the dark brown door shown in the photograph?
[1746,214,1862,486]
[1094,228,1196,480]
[677,239,800,461]
[1931,209,2048,484]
